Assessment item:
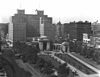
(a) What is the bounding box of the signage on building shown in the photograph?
[83,33,88,39]
[83,33,90,43]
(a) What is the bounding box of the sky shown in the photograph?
[0,0,100,23]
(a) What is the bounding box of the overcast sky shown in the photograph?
[0,0,100,23]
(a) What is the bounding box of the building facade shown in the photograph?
[56,21,63,37]
[63,22,77,40]
[9,9,56,42]
[91,22,100,47]
[76,21,92,41]
[12,10,26,42]
[62,21,92,41]
[0,23,8,40]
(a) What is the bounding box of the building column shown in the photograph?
[46,42,50,51]
[39,42,43,51]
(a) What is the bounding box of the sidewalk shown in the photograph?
[16,60,48,77]
[16,59,45,77]
[29,64,49,77]
[25,63,42,77]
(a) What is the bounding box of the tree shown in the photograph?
[57,63,70,77]
[14,41,40,63]
[0,54,32,77]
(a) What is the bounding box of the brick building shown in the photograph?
[62,21,92,41]
[76,21,92,41]
[63,22,77,40]
[9,9,56,42]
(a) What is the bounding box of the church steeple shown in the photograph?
[57,21,61,25]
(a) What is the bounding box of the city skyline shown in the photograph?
[0,0,100,23]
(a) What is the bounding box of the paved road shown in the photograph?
[16,59,42,77]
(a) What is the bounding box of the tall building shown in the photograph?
[12,9,26,42]
[9,9,56,42]
[8,18,13,42]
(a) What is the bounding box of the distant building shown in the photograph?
[0,23,8,39]
[54,21,64,42]
[91,22,100,37]
[76,21,92,41]
[63,22,77,40]
[56,21,63,37]
[9,9,56,42]
[91,22,100,47]
[63,21,92,41]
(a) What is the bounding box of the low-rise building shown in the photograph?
[62,21,92,41]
